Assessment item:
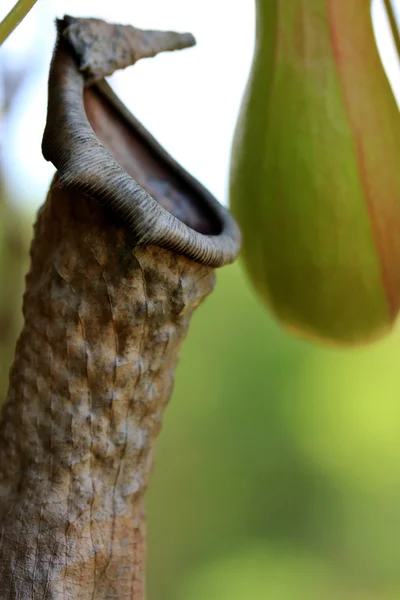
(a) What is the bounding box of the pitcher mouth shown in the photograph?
[41,18,241,268]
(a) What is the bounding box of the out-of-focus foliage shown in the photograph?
[147,262,400,600]
[0,65,31,398]
[0,185,28,399]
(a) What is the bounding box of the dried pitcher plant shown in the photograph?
[0,16,240,598]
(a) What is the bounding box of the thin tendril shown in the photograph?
[0,0,38,46]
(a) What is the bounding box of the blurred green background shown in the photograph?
[144,262,400,600]
[1,1,400,598]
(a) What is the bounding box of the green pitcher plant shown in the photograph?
[230,0,400,346]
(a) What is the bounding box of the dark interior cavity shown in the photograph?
[83,87,221,236]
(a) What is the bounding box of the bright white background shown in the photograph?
[0,0,399,210]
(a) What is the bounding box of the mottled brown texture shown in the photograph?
[0,16,240,598]
[0,178,215,598]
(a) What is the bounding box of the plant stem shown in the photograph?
[0,0,38,46]
[383,0,400,65]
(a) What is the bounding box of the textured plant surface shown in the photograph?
[0,16,240,598]
[0,179,216,597]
